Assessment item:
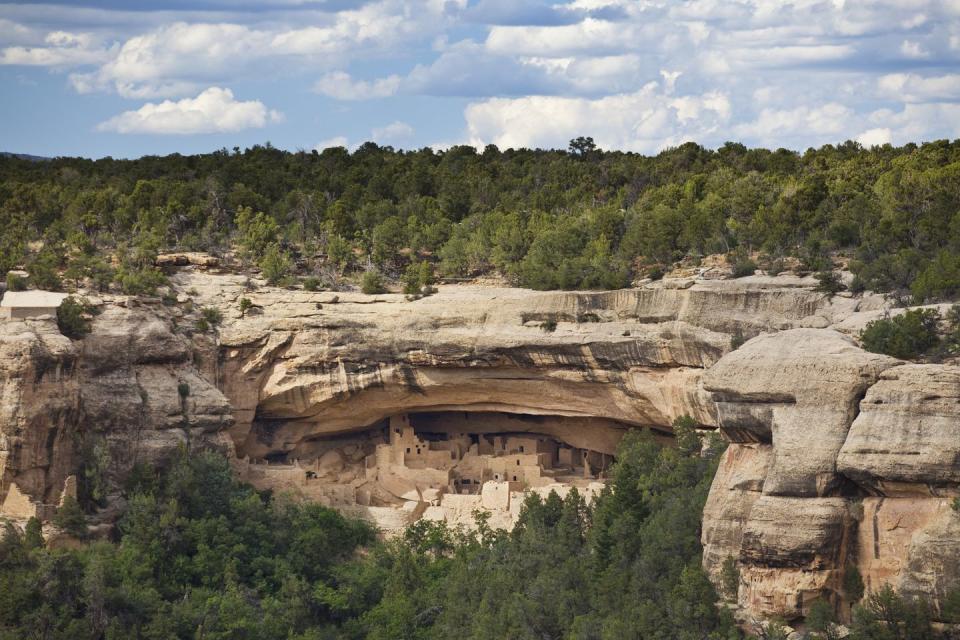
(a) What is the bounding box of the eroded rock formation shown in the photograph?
[1,270,956,629]
[701,331,960,624]
[0,302,232,519]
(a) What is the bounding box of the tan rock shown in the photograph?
[705,329,900,497]
[898,509,960,616]
[702,444,772,583]
[856,498,951,594]
[838,365,960,495]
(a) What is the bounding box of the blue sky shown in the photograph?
[2,0,960,158]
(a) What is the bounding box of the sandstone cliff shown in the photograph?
[701,331,960,624]
[0,301,232,519]
[1,271,954,629]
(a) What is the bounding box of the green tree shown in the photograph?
[361,269,386,295]
[860,309,941,359]
[57,296,93,339]
[53,495,88,539]
[236,206,280,259]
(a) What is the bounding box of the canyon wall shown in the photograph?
[2,269,956,627]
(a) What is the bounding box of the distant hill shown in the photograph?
[0,151,51,161]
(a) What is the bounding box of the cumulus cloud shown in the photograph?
[464,83,731,152]
[97,87,282,134]
[313,71,401,100]
[0,29,112,66]
[732,103,856,148]
[315,136,350,151]
[857,128,892,147]
[878,73,960,102]
[32,1,457,99]
[371,120,414,143]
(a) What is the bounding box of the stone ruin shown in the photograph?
[236,412,610,534]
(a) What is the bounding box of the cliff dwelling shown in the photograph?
[236,411,627,533]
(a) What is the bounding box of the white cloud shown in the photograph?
[878,73,960,102]
[733,103,856,147]
[313,71,401,100]
[48,1,456,98]
[315,136,350,151]
[371,120,414,143]
[464,84,731,153]
[0,29,112,66]
[865,103,960,144]
[857,127,892,147]
[900,39,929,58]
[97,87,282,134]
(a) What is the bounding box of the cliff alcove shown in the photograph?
[3,271,960,629]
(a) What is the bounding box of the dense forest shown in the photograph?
[2,138,960,300]
[0,425,740,640]
[3,424,955,639]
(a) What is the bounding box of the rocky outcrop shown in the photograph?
[0,301,233,519]
[701,329,960,624]
[704,329,900,497]
[702,443,772,584]
[173,272,884,460]
[837,365,960,496]
[0,318,79,512]
[3,268,957,630]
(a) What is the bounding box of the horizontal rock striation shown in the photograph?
[701,330,960,624]
[170,273,877,460]
[3,269,955,630]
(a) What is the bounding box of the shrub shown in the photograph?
[177,382,190,398]
[118,267,167,295]
[57,296,93,339]
[647,265,664,281]
[730,330,746,350]
[765,258,786,276]
[731,259,757,278]
[195,317,210,332]
[910,250,960,302]
[27,250,62,291]
[361,269,386,295]
[843,565,865,603]
[540,319,557,332]
[943,586,960,623]
[302,276,321,291]
[23,517,44,550]
[6,272,27,291]
[402,261,423,295]
[200,306,223,327]
[239,297,253,317]
[260,243,293,285]
[673,414,701,456]
[806,599,837,638]
[815,270,845,296]
[720,556,739,601]
[859,308,941,359]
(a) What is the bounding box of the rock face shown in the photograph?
[704,329,900,497]
[0,301,232,519]
[2,270,956,629]
[0,318,79,513]
[701,331,960,624]
[837,365,960,495]
[175,273,878,460]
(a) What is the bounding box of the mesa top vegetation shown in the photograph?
[1,138,959,299]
